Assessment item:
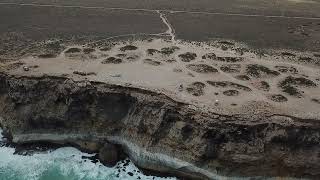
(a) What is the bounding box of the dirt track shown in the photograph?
[0,0,320,52]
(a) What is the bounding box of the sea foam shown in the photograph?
[0,128,176,180]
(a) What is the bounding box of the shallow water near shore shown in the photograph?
[0,129,176,180]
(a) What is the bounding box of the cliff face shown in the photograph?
[0,73,319,179]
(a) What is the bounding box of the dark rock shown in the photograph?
[82,154,99,163]
[216,57,244,63]
[143,59,161,66]
[299,56,313,62]
[223,89,240,96]
[279,76,317,88]
[221,45,228,51]
[160,46,180,55]
[311,98,320,104]
[147,49,161,55]
[43,40,65,53]
[282,85,303,97]
[173,68,183,73]
[126,55,140,62]
[14,142,62,156]
[220,64,241,73]
[253,81,270,91]
[83,48,95,54]
[98,143,119,167]
[202,53,216,60]
[178,52,197,62]
[186,64,218,73]
[38,53,56,58]
[73,71,96,76]
[164,59,177,63]
[234,48,248,55]
[260,81,270,91]
[181,124,193,140]
[218,41,234,46]
[235,75,250,81]
[116,53,127,58]
[186,82,206,96]
[269,94,288,102]
[65,47,81,53]
[100,47,111,51]
[275,66,298,74]
[207,81,252,92]
[120,45,138,51]
[203,140,219,159]
[207,81,228,88]
[246,64,280,78]
[281,52,296,57]
[4,62,24,71]
[101,57,122,64]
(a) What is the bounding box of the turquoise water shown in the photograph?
[0,129,176,180]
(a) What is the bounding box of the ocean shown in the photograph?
[0,129,176,180]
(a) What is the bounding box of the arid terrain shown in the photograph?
[2,39,320,118]
[0,0,320,179]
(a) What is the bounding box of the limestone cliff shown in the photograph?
[0,73,319,179]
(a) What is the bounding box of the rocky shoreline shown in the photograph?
[0,73,319,179]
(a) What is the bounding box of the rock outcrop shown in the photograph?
[0,73,319,179]
[99,143,120,167]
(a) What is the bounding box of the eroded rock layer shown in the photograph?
[0,73,319,179]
